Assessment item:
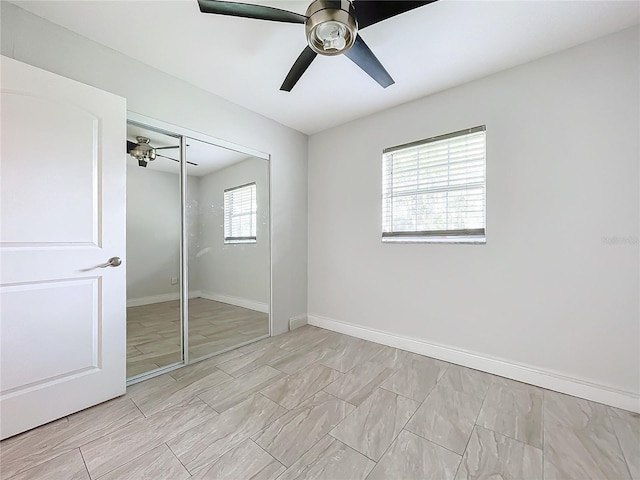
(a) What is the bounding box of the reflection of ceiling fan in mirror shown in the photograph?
[126,136,198,167]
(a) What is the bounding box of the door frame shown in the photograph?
[126,112,273,386]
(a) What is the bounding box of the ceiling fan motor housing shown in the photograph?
[305,0,357,56]
[129,136,156,162]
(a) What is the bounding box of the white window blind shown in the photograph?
[382,126,486,242]
[224,182,257,244]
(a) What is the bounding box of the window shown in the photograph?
[382,126,486,243]
[224,182,257,244]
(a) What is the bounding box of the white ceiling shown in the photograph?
[12,0,640,135]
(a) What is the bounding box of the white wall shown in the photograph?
[126,165,181,302]
[1,2,308,334]
[308,27,640,410]
[194,157,270,308]
[126,165,201,305]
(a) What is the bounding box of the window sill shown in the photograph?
[382,236,486,244]
[224,240,257,245]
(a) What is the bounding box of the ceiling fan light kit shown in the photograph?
[305,0,357,56]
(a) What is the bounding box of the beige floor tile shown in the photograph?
[329,388,419,461]
[124,373,175,398]
[197,365,284,413]
[544,389,611,429]
[380,356,446,402]
[5,449,89,480]
[543,391,632,480]
[610,410,640,479]
[405,382,484,455]
[271,325,340,352]
[237,335,290,354]
[168,348,245,383]
[80,400,217,478]
[278,436,375,480]
[438,364,493,399]
[609,405,640,421]
[323,359,395,406]
[268,346,334,375]
[252,391,355,467]
[477,377,543,448]
[217,345,292,377]
[544,418,631,480]
[261,363,342,409]
[319,336,387,373]
[367,430,461,480]
[0,398,143,479]
[98,444,190,480]
[365,345,416,368]
[130,367,232,416]
[455,426,542,480]
[167,394,286,474]
[189,439,284,480]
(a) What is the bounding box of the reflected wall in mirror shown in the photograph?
[186,139,270,361]
[125,123,184,378]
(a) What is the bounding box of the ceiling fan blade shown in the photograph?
[156,153,199,166]
[280,46,317,92]
[344,35,394,88]
[127,140,137,153]
[353,1,436,30]
[198,0,306,23]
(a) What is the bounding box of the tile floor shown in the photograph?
[1,325,638,479]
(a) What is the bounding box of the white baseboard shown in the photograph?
[289,314,308,331]
[199,291,269,313]
[308,313,640,413]
[127,291,268,313]
[127,292,180,307]
[127,290,202,307]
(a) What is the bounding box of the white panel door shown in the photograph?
[0,56,127,440]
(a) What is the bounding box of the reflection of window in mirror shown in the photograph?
[223,182,257,244]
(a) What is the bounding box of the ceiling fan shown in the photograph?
[126,136,198,167]
[197,0,436,91]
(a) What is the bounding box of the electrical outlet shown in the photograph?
[171,276,178,285]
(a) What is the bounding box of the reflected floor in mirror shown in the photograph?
[126,298,268,378]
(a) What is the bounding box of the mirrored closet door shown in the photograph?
[125,117,270,381]
[125,124,183,378]
[186,141,270,361]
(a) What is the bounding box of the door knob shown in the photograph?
[98,257,122,268]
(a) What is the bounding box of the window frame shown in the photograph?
[381,126,486,244]
[223,182,257,244]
